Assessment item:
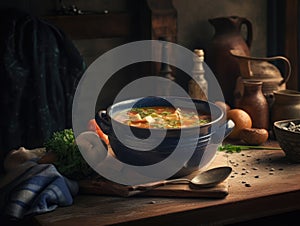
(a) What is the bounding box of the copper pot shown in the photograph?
[230,49,291,108]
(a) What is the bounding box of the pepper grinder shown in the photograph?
[157,39,175,96]
[159,39,175,81]
[188,49,208,100]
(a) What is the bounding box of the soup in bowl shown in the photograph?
[113,106,211,129]
[96,96,233,177]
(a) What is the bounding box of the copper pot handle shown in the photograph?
[265,56,291,86]
[230,50,291,85]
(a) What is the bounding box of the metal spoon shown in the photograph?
[130,166,232,191]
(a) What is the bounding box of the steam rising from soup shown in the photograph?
[113,107,211,129]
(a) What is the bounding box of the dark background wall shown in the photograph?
[0,0,270,109]
[0,0,268,64]
[174,0,267,57]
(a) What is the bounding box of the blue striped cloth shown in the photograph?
[1,162,78,220]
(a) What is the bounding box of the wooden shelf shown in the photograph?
[44,13,133,40]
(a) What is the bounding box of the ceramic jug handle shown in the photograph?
[272,56,291,86]
[253,55,291,86]
[229,51,291,86]
[241,18,253,48]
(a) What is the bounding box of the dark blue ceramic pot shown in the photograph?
[96,96,233,177]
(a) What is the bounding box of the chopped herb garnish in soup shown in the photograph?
[113,107,210,129]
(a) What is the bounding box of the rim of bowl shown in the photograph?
[273,119,300,134]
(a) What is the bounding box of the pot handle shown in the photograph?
[240,17,253,48]
[245,55,291,86]
[95,110,112,135]
[256,55,291,86]
[270,56,291,86]
[211,119,235,144]
[229,50,291,85]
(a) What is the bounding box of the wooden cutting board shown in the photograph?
[78,151,230,198]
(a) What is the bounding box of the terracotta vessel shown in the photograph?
[206,16,252,107]
[236,81,269,130]
[271,89,300,124]
[230,49,291,108]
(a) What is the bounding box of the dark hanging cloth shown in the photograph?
[0,9,86,172]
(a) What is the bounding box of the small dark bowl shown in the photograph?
[273,119,300,162]
[96,96,232,177]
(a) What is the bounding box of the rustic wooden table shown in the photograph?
[33,141,300,226]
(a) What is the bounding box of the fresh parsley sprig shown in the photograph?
[44,129,94,180]
[218,144,281,153]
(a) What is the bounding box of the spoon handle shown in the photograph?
[130,178,190,191]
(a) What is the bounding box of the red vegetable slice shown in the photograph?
[87,119,110,145]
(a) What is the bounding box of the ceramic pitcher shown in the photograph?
[206,16,253,107]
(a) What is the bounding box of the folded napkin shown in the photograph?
[0,148,78,220]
